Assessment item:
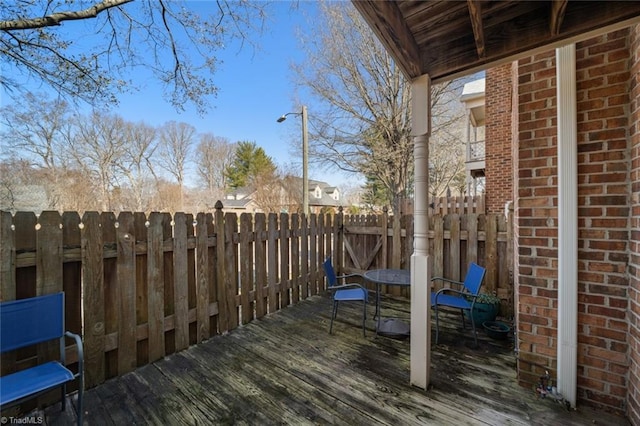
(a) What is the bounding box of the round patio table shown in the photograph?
[364,269,411,338]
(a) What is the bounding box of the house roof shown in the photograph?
[221,198,254,209]
[352,1,640,83]
[461,77,485,126]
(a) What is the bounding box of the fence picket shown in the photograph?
[133,212,148,366]
[116,212,136,374]
[291,214,300,304]
[81,212,105,388]
[195,212,210,342]
[0,211,14,301]
[240,213,253,324]
[101,212,118,378]
[224,212,239,331]
[147,212,166,362]
[37,211,63,296]
[254,213,267,318]
[280,213,290,308]
[267,213,279,312]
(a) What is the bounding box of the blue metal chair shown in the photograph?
[0,292,84,425]
[322,257,369,337]
[431,262,486,346]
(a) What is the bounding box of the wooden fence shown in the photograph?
[431,195,485,215]
[0,207,337,391]
[400,195,486,215]
[341,210,513,310]
[0,204,512,410]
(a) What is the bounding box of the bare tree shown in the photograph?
[251,171,286,214]
[157,121,195,211]
[195,133,235,199]
[292,2,466,213]
[429,144,466,198]
[0,1,268,113]
[68,111,128,211]
[119,121,159,211]
[0,92,74,209]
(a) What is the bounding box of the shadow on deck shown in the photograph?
[29,295,629,425]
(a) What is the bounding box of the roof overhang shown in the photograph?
[352,1,640,83]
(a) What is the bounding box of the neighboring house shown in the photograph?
[221,186,262,214]
[220,179,342,214]
[308,179,342,214]
[460,78,486,196]
[480,26,640,417]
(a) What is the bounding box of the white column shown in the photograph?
[556,44,578,408]
[410,74,431,389]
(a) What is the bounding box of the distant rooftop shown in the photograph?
[461,78,485,102]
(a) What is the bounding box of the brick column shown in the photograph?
[486,64,514,214]
[627,24,640,425]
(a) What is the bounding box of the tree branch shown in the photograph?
[0,0,133,31]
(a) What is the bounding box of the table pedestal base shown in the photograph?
[377,318,410,339]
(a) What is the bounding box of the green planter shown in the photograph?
[465,302,499,326]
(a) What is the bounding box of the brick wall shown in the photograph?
[514,47,559,390]
[486,64,514,214]
[628,24,640,426]
[515,29,632,414]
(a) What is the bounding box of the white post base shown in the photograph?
[410,253,431,389]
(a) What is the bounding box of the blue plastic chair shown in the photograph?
[322,257,369,337]
[431,262,486,346]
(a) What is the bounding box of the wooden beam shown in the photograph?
[351,0,422,78]
[467,0,485,58]
[550,0,568,36]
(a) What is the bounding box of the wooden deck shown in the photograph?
[29,295,629,425]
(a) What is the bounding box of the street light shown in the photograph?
[276,105,309,216]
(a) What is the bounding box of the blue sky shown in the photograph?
[108,1,357,188]
[113,1,319,176]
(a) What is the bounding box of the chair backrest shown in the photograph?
[0,292,65,353]
[322,257,338,288]
[462,263,486,296]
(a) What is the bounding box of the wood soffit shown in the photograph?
[352,1,640,83]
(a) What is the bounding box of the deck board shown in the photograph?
[27,294,630,425]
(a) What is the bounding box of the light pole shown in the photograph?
[277,105,309,216]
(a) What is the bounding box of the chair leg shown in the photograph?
[77,375,84,426]
[329,300,338,334]
[362,300,367,337]
[470,314,478,347]
[460,309,466,330]
[434,305,440,345]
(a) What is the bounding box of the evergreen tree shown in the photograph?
[225,141,276,189]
